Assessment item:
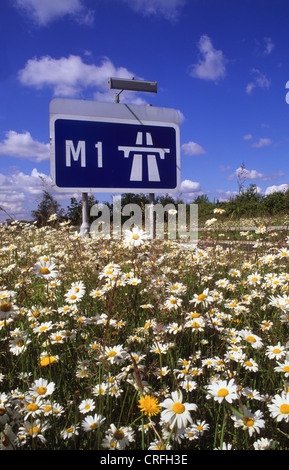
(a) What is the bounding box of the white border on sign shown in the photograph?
[49,99,181,194]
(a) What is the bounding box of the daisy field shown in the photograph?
[1,214,289,451]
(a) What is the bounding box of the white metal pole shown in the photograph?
[80,192,90,237]
[149,192,156,239]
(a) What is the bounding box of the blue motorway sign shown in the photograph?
[50,99,180,193]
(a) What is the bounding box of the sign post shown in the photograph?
[80,192,90,237]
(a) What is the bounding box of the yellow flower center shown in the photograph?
[132,233,140,240]
[114,430,125,440]
[40,267,50,275]
[29,426,40,436]
[90,423,98,429]
[283,366,289,373]
[40,355,57,366]
[243,417,254,427]
[245,361,253,367]
[191,312,200,318]
[37,387,47,395]
[280,404,289,414]
[172,402,185,414]
[217,388,229,398]
[108,351,117,357]
[246,335,256,343]
[66,427,74,434]
[197,294,206,301]
[273,348,281,354]
[27,403,39,412]
[0,302,11,312]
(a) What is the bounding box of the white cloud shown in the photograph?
[14,0,94,26]
[228,166,284,183]
[0,168,50,194]
[181,141,205,156]
[0,130,50,162]
[228,167,265,181]
[265,184,289,195]
[180,179,201,193]
[246,83,255,95]
[263,37,275,55]
[18,55,144,103]
[219,165,231,172]
[179,179,202,201]
[243,134,272,149]
[93,89,147,106]
[251,137,272,148]
[246,68,270,94]
[217,186,263,201]
[0,168,52,220]
[0,168,82,221]
[119,0,186,21]
[190,35,227,82]
[241,169,265,180]
[216,189,238,201]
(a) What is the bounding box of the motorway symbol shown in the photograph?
[118,131,170,182]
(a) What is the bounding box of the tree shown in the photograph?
[121,193,150,210]
[65,197,82,226]
[260,190,285,215]
[31,190,64,226]
[284,188,289,212]
[65,195,98,226]
[193,194,213,221]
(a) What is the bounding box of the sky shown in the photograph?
[1,0,289,221]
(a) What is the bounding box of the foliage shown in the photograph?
[192,194,214,221]
[31,190,64,226]
[221,185,289,221]
[65,195,99,226]
[29,186,289,230]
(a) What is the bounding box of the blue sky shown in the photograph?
[1,0,289,221]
